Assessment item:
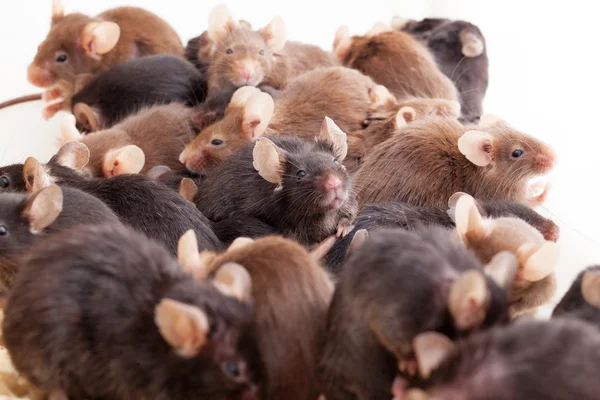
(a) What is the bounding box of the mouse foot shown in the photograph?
[336,219,354,237]
[527,181,551,207]
[42,101,65,120]
[42,88,62,102]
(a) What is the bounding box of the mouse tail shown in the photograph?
[0,93,43,109]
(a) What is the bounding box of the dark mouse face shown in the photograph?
[0,164,27,193]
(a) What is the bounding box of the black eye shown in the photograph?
[258,49,265,56]
[512,149,524,158]
[211,139,224,146]
[296,170,307,178]
[55,54,68,63]
[226,48,233,55]
[222,362,240,378]
[0,177,8,188]
[333,159,340,167]
[0,226,7,236]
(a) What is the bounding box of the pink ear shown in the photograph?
[51,0,65,23]
[395,107,416,127]
[261,17,287,51]
[516,242,559,282]
[457,130,494,167]
[333,26,352,61]
[366,21,390,37]
[81,22,120,56]
[369,85,396,108]
[103,145,145,177]
[242,92,274,141]
[207,4,238,43]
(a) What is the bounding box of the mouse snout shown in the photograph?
[27,64,52,88]
[320,173,347,209]
[180,147,207,173]
[234,60,262,86]
[534,151,555,173]
[324,175,342,191]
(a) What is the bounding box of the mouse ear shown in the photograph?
[261,16,287,51]
[404,389,429,400]
[23,157,53,193]
[81,21,120,56]
[51,0,65,24]
[22,185,63,233]
[366,21,390,37]
[310,236,337,262]
[460,29,485,58]
[178,230,210,280]
[333,25,352,61]
[320,117,348,161]
[179,178,198,202]
[213,262,253,302]
[369,85,396,108]
[58,114,84,147]
[582,271,600,309]
[102,145,145,177]
[73,103,101,133]
[208,4,238,43]
[348,229,369,255]
[391,16,410,30]
[155,299,210,358]
[145,165,173,181]
[478,113,504,128]
[515,241,559,282]
[229,86,262,108]
[448,270,489,330]
[484,251,518,289]
[457,130,494,167]
[242,92,274,141]
[413,331,455,379]
[52,140,90,171]
[395,106,417,128]
[453,193,487,242]
[228,237,255,252]
[253,138,285,184]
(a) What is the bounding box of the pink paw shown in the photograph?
[336,219,354,237]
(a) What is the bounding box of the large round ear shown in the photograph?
[253,138,285,184]
[413,332,455,379]
[179,178,198,202]
[484,251,518,289]
[478,113,504,128]
[103,145,145,177]
[145,165,173,181]
[348,229,369,255]
[22,185,63,233]
[228,237,255,252]
[229,86,262,108]
[58,114,84,147]
[260,16,287,51]
[457,130,494,167]
[23,157,53,193]
[333,25,352,61]
[366,21,390,37]
[320,117,348,161]
[213,263,253,301]
[582,270,600,309]
[395,107,417,128]
[208,4,238,43]
[80,21,120,56]
[369,85,396,108]
[516,241,559,282]
[178,230,208,280]
[448,270,489,330]
[453,193,486,242]
[52,140,90,170]
[73,103,101,133]
[51,0,65,24]
[391,16,410,30]
[460,29,485,58]
[242,92,274,141]
[155,299,209,358]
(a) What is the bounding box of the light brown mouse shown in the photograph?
[205,4,337,94]
[28,0,184,119]
[333,23,458,101]
[354,114,555,208]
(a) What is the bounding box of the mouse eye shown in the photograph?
[511,149,524,158]
[0,226,7,236]
[333,159,341,167]
[221,361,241,378]
[296,170,307,178]
[226,48,233,55]
[0,176,8,188]
[55,53,68,63]
[211,139,224,146]
[258,49,265,56]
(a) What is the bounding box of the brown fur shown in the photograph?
[339,31,457,101]
[354,117,555,208]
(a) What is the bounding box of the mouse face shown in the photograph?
[0,164,27,193]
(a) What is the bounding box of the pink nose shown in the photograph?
[325,176,342,191]
[27,64,52,87]
[240,69,253,81]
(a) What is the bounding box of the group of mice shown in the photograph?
[0,1,598,399]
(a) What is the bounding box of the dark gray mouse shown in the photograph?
[2,223,261,400]
[553,265,600,328]
[319,226,515,400]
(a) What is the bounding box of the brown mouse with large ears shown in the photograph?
[28,0,184,119]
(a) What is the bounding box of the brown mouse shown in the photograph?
[180,67,384,172]
[354,115,555,208]
[2,224,261,400]
[59,102,197,176]
[28,0,184,119]
[180,234,333,400]
[205,4,337,94]
[333,23,457,102]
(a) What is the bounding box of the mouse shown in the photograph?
[211,216,280,246]
[70,55,207,132]
[333,23,457,102]
[319,226,516,400]
[59,103,197,177]
[2,224,260,400]
[193,119,358,246]
[354,115,555,208]
[180,68,387,172]
[4,141,222,256]
[204,4,337,94]
[400,319,600,400]
[553,266,600,328]
[393,17,488,122]
[180,234,334,400]
[0,185,120,291]
[28,1,184,119]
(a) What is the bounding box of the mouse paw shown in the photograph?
[42,87,62,102]
[398,355,419,377]
[42,101,64,120]
[336,219,354,237]
[527,180,551,207]
[103,145,145,177]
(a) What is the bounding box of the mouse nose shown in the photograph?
[239,61,256,82]
[27,64,52,87]
[325,175,342,191]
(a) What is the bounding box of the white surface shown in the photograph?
[0,0,598,307]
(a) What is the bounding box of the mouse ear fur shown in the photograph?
[213,263,253,301]
[448,270,489,330]
[516,241,559,282]
[73,103,101,133]
[51,0,65,23]
[333,25,352,61]
[582,271,600,309]
[261,16,287,51]
[454,194,486,242]
[413,332,455,379]
[320,117,348,161]
[155,299,210,358]
[369,85,396,108]
[484,251,518,289]
[208,4,238,43]
[395,106,417,128]
[81,22,120,56]
[22,185,63,233]
[253,138,285,184]
[23,157,53,193]
[53,140,90,171]
[178,230,209,280]
[242,92,274,141]
[103,145,145,177]
[458,130,494,167]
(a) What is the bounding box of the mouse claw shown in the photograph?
[336,219,354,237]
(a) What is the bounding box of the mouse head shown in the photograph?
[28,0,121,89]
[253,118,351,212]
[207,4,286,91]
[0,186,63,289]
[458,115,556,182]
[333,22,392,64]
[553,266,600,320]
[180,86,274,172]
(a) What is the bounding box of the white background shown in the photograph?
[0,0,598,306]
